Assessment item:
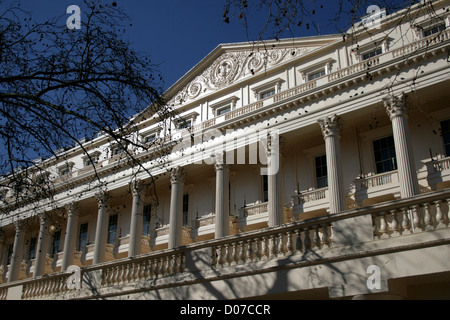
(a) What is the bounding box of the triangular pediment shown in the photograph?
[165,35,341,108]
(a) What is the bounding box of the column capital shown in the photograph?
[130,179,143,196]
[37,212,50,225]
[95,191,110,208]
[65,202,80,217]
[383,94,408,119]
[13,219,24,231]
[214,152,231,171]
[170,166,185,184]
[318,114,342,138]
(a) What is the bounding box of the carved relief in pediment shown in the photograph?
[168,47,311,107]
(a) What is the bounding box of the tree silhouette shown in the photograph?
[0,1,173,214]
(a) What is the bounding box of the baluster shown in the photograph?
[270,234,278,258]
[211,246,218,268]
[312,225,321,249]
[321,223,330,247]
[423,202,434,231]
[218,245,225,267]
[378,212,387,238]
[295,228,303,252]
[247,239,254,262]
[435,200,444,228]
[149,258,155,279]
[286,230,295,254]
[411,205,421,231]
[445,198,450,225]
[390,209,399,235]
[303,227,311,250]
[400,207,411,234]
[255,237,263,260]
[226,243,234,266]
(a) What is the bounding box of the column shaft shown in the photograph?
[129,180,143,257]
[266,133,283,227]
[61,204,79,271]
[384,95,419,198]
[33,214,50,277]
[93,192,109,264]
[215,162,230,238]
[319,115,346,214]
[169,167,184,249]
[8,222,25,282]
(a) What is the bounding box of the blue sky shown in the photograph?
[14,0,349,91]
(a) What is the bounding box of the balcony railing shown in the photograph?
[1,188,449,300]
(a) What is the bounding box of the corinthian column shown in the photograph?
[318,114,346,214]
[61,203,79,271]
[384,94,419,199]
[128,179,143,257]
[93,191,110,264]
[214,154,230,239]
[33,213,51,277]
[8,221,25,282]
[168,167,184,249]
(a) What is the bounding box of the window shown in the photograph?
[60,167,71,176]
[216,105,231,116]
[362,48,382,60]
[259,88,275,100]
[308,69,326,81]
[107,214,118,244]
[7,244,13,265]
[28,237,37,260]
[143,204,152,236]
[52,230,61,257]
[144,133,157,144]
[262,175,268,202]
[182,194,189,226]
[77,223,88,251]
[83,152,100,167]
[315,154,328,188]
[423,24,446,37]
[441,119,450,157]
[373,135,397,174]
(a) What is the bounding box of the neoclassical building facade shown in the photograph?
[1,0,450,300]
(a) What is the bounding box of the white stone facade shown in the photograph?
[1,0,450,300]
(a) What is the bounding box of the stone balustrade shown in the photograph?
[2,188,447,300]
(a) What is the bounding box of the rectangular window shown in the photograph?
[424,24,446,37]
[260,89,275,100]
[262,175,268,202]
[77,223,88,251]
[178,119,191,129]
[315,154,328,188]
[217,105,231,116]
[308,69,326,81]
[7,244,13,265]
[144,134,157,144]
[373,135,397,174]
[182,194,189,226]
[441,119,450,157]
[28,237,37,260]
[362,48,382,60]
[143,204,152,236]
[52,230,61,257]
[107,214,118,244]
